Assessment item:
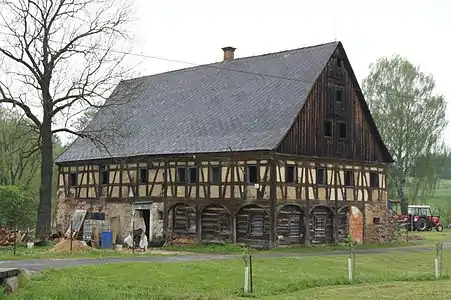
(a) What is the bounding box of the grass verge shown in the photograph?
[3,251,451,299]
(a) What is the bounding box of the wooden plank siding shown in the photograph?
[276,49,388,163]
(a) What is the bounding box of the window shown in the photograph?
[344,170,354,186]
[336,90,343,102]
[373,217,381,224]
[211,166,221,184]
[369,172,379,187]
[286,166,295,183]
[100,165,109,185]
[247,165,258,184]
[189,167,197,183]
[339,123,347,138]
[139,168,148,183]
[324,120,332,137]
[177,167,186,183]
[69,173,78,187]
[316,168,326,185]
[337,57,342,68]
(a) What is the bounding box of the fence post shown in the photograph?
[440,241,443,279]
[70,221,73,253]
[249,255,253,293]
[132,221,135,254]
[13,224,17,256]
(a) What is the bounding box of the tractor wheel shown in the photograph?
[436,225,444,232]
[416,218,429,232]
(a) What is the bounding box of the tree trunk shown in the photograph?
[398,176,407,215]
[36,119,53,240]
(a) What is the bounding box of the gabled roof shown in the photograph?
[56,41,340,163]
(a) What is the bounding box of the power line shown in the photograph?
[0,30,443,101]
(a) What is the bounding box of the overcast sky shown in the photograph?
[115,0,451,146]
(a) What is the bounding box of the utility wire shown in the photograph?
[0,30,442,101]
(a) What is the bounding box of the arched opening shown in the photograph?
[236,204,269,248]
[309,206,334,244]
[168,203,196,241]
[201,205,232,242]
[337,205,363,243]
[277,205,305,245]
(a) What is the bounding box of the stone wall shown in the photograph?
[55,191,164,242]
[364,202,399,243]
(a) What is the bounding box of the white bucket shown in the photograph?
[26,242,34,249]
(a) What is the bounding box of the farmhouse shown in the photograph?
[55,41,396,248]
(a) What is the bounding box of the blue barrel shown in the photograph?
[100,231,113,249]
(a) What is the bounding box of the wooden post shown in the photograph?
[13,224,17,256]
[132,221,135,254]
[70,221,73,253]
[269,156,277,249]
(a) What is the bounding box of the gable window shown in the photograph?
[189,167,198,183]
[286,166,295,183]
[324,120,332,137]
[344,170,354,186]
[211,166,221,184]
[139,168,148,184]
[69,173,78,187]
[337,57,342,68]
[177,167,187,183]
[336,90,343,102]
[370,172,379,188]
[247,165,258,184]
[316,168,326,185]
[100,165,109,185]
[339,122,347,138]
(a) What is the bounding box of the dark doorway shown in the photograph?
[136,209,151,240]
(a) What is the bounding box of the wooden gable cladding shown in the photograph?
[276,48,390,163]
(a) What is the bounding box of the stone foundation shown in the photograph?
[55,192,164,242]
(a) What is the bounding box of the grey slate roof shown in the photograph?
[55,41,340,163]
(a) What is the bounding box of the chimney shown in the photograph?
[222,46,236,61]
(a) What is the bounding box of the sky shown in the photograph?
[114,0,451,146]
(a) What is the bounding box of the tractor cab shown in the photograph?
[408,205,432,217]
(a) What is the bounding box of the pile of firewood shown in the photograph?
[0,228,35,246]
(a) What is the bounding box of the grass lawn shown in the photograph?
[3,251,451,299]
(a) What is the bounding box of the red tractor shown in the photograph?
[396,204,443,232]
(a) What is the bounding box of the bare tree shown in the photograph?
[0,0,134,239]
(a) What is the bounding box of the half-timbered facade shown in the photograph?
[55,41,395,248]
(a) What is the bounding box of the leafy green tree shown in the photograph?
[0,185,37,229]
[362,55,448,213]
[0,108,40,189]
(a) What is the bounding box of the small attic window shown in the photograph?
[324,120,332,137]
[337,57,342,68]
[339,123,347,138]
[336,90,343,102]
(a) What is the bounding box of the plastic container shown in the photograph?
[100,231,113,249]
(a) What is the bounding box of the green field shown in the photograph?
[3,251,451,299]
[429,179,451,209]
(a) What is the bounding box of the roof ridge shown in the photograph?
[122,40,340,83]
